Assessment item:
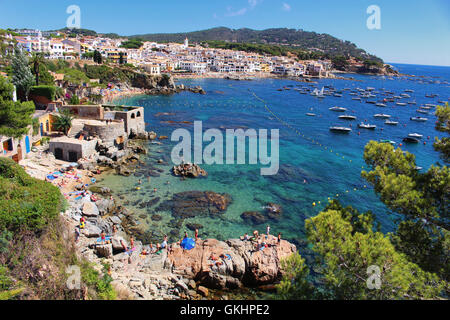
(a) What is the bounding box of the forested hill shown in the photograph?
[130,27,382,62]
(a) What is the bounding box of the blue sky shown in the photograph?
[0,0,449,66]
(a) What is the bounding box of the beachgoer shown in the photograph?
[153,188,157,193]
[266,225,270,237]
[138,179,142,185]
[244,233,249,241]
[184,231,188,239]
[100,231,106,245]
[80,217,86,229]
[112,224,117,234]
[253,230,259,239]
[278,233,282,244]
[75,228,80,243]
[195,229,199,242]
[161,236,168,249]
[130,237,134,249]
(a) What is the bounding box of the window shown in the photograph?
[131,113,136,119]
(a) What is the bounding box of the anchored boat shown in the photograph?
[374,114,391,119]
[358,123,376,130]
[410,117,428,122]
[330,126,352,133]
[329,106,347,112]
[339,115,357,120]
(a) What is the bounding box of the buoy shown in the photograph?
[313,202,316,206]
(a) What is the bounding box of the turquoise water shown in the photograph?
[99,64,449,248]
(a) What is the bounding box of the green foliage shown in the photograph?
[331,55,349,71]
[57,68,90,85]
[276,252,315,300]
[30,53,45,86]
[120,39,143,49]
[53,109,74,135]
[93,50,103,64]
[0,76,35,138]
[0,158,65,233]
[29,85,57,101]
[434,103,449,163]
[11,49,35,100]
[305,206,444,299]
[83,64,129,84]
[81,262,116,300]
[32,117,40,136]
[44,59,70,73]
[69,94,80,105]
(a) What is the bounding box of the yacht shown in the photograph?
[374,114,391,119]
[408,133,423,139]
[403,137,420,143]
[306,113,316,117]
[385,120,399,125]
[410,117,428,122]
[329,106,347,112]
[330,126,352,133]
[358,123,377,130]
[339,115,357,120]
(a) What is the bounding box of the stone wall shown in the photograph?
[60,105,104,119]
[83,121,127,146]
[107,107,146,136]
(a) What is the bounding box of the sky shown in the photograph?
[0,0,449,66]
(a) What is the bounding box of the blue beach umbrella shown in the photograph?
[181,238,196,250]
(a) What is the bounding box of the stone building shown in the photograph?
[49,137,97,162]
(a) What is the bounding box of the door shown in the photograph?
[25,136,31,154]
[68,151,78,162]
[40,123,44,136]
[55,148,63,160]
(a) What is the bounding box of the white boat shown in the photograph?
[407,101,417,105]
[306,113,316,116]
[374,114,391,119]
[404,89,414,93]
[339,115,357,120]
[330,126,352,133]
[376,103,387,107]
[408,133,423,139]
[416,109,429,114]
[329,106,347,112]
[385,120,399,125]
[424,104,436,107]
[333,94,343,97]
[358,123,376,130]
[352,97,361,101]
[396,102,407,106]
[410,117,428,122]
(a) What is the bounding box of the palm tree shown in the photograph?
[53,109,74,136]
[30,52,45,86]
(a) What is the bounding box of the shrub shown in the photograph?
[29,85,57,101]
[0,158,65,233]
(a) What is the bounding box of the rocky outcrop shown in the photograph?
[166,237,296,289]
[172,163,208,178]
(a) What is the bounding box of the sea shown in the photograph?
[98,63,449,252]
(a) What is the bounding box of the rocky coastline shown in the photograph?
[28,129,297,300]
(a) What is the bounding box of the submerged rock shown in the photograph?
[156,191,232,218]
[241,211,267,225]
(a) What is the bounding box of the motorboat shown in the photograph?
[376,103,387,107]
[410,117,428,122]
[380,139,396,145]
[306,113,316,116]
[396,102,407,106]
[416,109,429,114]
[358,123,377,130]
[385,120,399,125]
[339,115,357,120]
[330,126,352,133]
[408,133,423,139]
[374,114,391,119]
[403,137,420,143]
[329,106,347,112]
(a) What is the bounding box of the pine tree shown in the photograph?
[11,49,35,101]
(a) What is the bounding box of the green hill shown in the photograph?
[130,27,382,62]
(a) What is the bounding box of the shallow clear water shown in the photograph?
[98,64,449,246]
